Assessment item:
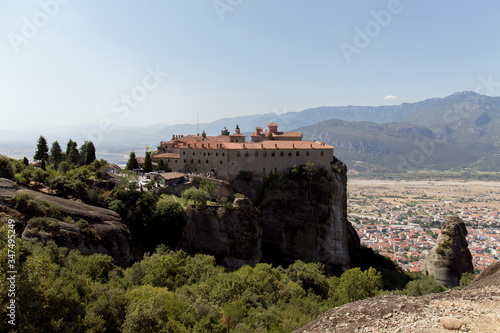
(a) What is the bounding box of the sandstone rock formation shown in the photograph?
[294,262,500,333]
[422,216,473,288]
[0,178,141,266]
[178,161,358,270]
[467,260,500,290]
[179,197,262,269]
[259,162,355,269]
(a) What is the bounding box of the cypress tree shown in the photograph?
[126,152,139,170]
[85,141,96,165]
[143,152,153,173]
[34,136,49,161]
[49,141,63,167]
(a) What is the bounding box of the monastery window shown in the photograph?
[184,159,186,163]
[222,153,225,156]
[296,151,300,156]
[183,152,185,155]
[175,160,177,163]
[191,160,194,163]
[280,152,284,157]
[271,151,275,157]
[215,152,218,156]
[203,152,206,156]
[206,160,209,164]
[198,160,201,164]
[320,151,324,156]
[306,151,310,157]
[245,152,249,157]
[255,152,258,157]
[263,168,265,173]
[193,152,195,156]
[263,151,267,157]
[288,151,292,157]
[237,152,241,157]
[220,161,223,164]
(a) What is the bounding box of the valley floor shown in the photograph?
[347,179,500,272]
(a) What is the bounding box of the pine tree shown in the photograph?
[23,157,29,166]
[49,141,63,167]
[65,139,79,165]
[85,141,96,165]
[41,159,46,171]
[126,152,139,170]
[34,136,49,161]
[143,152,153,173]
[157,159,165,172]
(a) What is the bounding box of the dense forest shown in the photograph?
[0,137,470,333]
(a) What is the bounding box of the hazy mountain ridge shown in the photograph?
[2,91,499,171]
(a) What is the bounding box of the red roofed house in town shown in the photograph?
[152,122,334,180]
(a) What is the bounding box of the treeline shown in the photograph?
[0,230,455,333]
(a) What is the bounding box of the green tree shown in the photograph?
[199,178,215,197]
[126,152,139,170]
[266,132,274,140]
[221,127,230,136]
[66,139,79,165]
[157,159,165,172]
[85,141,96,165]
[23,157,29,166]
[143,152,153,173]
[58,161,71,174]
[336,267,383,303]
[34,135,49,162]
[182,188,209,207]
[40,159,46,171]
[0,155,15,179]
[49,141,63,167]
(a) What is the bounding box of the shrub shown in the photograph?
[0,155,15,179]
[27,217,60,232]
[75,219,101,242]
[13,192,61,218]
[403,274,446,296]
[236,170,253,182]
[459,272,476,288]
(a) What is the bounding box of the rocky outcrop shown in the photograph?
[259,162,355,269]
[0,178,141,266]
[179,198,262,269]
[295,262,500,333]
[422,216,473,288]
[467,260,500,290]
[294,283,500,333]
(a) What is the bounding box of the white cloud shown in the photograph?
[383,95,398,100]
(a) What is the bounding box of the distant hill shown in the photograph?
[297,92,500,172]
[2,91,499,171]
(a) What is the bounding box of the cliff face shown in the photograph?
[259,163,354,269]
[178,162,357,270]
[179,198,262,269]
[0,178,141,267]
[422,216,473,288]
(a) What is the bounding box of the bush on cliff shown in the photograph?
[13,192,61,218]
[0,154,15,179]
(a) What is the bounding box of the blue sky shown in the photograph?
[1,0,499,131]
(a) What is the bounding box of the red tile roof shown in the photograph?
[152,153,180,159]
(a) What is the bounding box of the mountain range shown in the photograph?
[1,91,499,171]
